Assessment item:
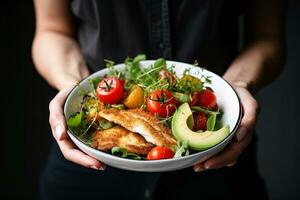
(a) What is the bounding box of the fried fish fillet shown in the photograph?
[92,126,153,155]
[98,108,177,148]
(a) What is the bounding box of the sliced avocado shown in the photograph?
[172,103,230,151]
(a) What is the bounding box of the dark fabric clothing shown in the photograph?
[39,1,268,199]
[71,0,245,74]
[39,140,158,200]
[38,136,268,200]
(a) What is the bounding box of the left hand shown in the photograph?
[193,84,259,172]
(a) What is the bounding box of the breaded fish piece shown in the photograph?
[98,108,177,148]
[91,126,153,155]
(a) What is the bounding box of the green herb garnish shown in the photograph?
[67,111,83,128]
[153,58,166,68]
[172,92,191,103]
[111,147,142,160]
[191,106,220,115]
[173,141,189,158]
[88,77,102,92]
[110,104,126,110]
[98,118,114,130]
[125,54,146,81]
[206,113,217,131]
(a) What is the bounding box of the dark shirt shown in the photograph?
[38,2,269,200]
[71,0,245,75]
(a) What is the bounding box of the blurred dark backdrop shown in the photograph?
[0,1,299,199]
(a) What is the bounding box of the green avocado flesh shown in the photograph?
[172,103,230,151]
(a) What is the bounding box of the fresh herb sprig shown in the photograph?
[111,147,142,160]
[125,55,170,97]
[173,141,189,158]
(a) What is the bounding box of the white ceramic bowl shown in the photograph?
[64,60,242,172]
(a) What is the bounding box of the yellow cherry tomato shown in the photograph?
[123,85,144,108]
[181,75,201,85]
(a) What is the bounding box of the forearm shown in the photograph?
[223,38,285,93]
[32,31,89,91]
[224,0,286,93]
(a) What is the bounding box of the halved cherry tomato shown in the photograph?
[146,90,177,117]
[190,92,199,106]
[190,89,217,109]
[198,89,217,109]
[193,111,207,131]
[96,77,124,104]
[147,146,174,160]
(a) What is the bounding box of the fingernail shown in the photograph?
[55,125,64,140]
[194,166,204,172]
[236,127,247,142]
[91,164,106,171]
[101,164,107,170]
[91,165,105,171]
[226,161,237,167]
[204,165,210,170]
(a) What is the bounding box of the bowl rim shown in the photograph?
[63,60,242,164]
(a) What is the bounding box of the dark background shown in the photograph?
[0,1,299,199]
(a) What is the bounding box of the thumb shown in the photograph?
[49,86,74,141]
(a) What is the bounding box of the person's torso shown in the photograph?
[71,0,245,74]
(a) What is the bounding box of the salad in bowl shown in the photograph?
[64,55,241,172]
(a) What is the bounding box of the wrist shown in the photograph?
[235,81,255,91]
[54,65,90,91]
[223,77,256,94]
[55,76,79,91]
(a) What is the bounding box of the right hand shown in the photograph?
[49,86,105,170]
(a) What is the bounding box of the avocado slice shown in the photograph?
[172,103,230,151]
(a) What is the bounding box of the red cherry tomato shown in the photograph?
[193,111,207,131]
[96,77,124,104]
[147,146,174,160]
[146,90,177,117]
[190,92,199,106]
[119,79,126,87]
[198,89,217,109]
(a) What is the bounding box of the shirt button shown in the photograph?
[159,43,165,49]
[144,188,151,199]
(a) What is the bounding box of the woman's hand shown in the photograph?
[193,84,259,172]
[32,0,103,169]
[49,86,105,170]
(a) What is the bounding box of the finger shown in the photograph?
[49,86,74,140]
[56,137,105,170]
[226,160,237,167]
[193,163,205,172]
[203,132,252,169]
[239,88,258,129]
[235,87,258,141]
[48,86,105,170]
